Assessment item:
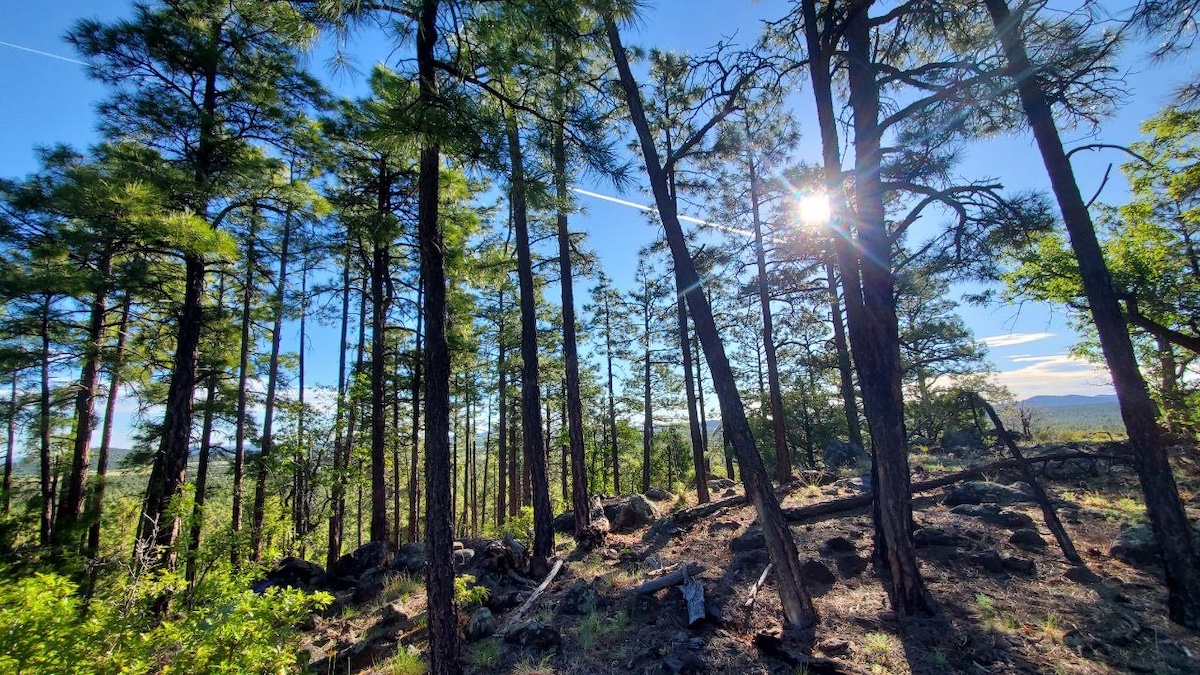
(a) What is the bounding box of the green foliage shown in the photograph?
[455,574,489,608]
[465,638,501,668]
[0,565,329,675]
[389,648,427,675]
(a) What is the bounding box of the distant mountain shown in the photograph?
[1020,394,1119,408]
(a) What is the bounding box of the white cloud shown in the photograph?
[993,354,1114,398]
[979,332,1056,348]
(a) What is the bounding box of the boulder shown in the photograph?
[950,503,1035,529]
[453,548,476,569]
[1109,524,1160,566]
[258,556,327,592]
[331,541,396,579]
[1008,528,1047,550]
[823,439,866,469]
[645,487,674,501]
[613,494,662,532]
[835,553,870,578]
[941,428,986,451]
[800,559,837,587]
[707,477,736,491]
[914,527,964,548]
[393,542,426,574]
[729,525,765,552]
[464,607,496,641]
[945,481,1034,507]
[504,621,562,651]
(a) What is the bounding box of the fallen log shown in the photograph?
[624,562,704,595]
[498,558,563,634]
[673,493,747,524]
[782,449,1112,523]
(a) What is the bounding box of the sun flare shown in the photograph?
[797,193,831,224]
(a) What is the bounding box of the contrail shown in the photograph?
[0,40,87,66]
[570,187,757,238]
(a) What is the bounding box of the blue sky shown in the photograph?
[2,1,1190,449]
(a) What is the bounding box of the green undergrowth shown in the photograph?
[0,564,330,674]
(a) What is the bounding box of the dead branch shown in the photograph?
[499,558,562,633]
[744,562,773,609]
[782,449,1112,523]
[624,562,704,596]
[753,633,870,675]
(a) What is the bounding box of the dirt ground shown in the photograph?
[306,442,1200,675]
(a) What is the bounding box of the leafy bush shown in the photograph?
[0,565,330,675]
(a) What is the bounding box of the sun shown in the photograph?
[797,193,831,225]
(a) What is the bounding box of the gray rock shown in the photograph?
[824,439,866,469]
[800,559,837,587]
[835,553,870,577]
[464,607,496,641]
[645,487,674,501]
[1008,528,1047,549]
[971,550,1005,573]
[613,494,662,532]
[453,548,476,568]
[945,481,1034,507]
[504,621,561,650]
[729,525,765,552]
[1002,556,1036,575]
[822,536,857,554]
[393,542,426,573]
[950,503,1036,529]
[707,477,736,491]
[914,527,964,547]
[1109,524,1168,566]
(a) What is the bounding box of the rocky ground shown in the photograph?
[272,441,1200,674]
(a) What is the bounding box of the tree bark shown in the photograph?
[86,296,130,560]
[603,291,621,495]
[506,111,553,558]
[842,3,934,616]
[38,294,54,547]
[605,16,817,630]
[57,252,113,543]
[138,255,205,562]
[327,248,353,570]
[986,0,1200,627]
[186,371,218,584]
[676,295,711,503]
[408,279,424,543]
[252,213,291,560]
[497,289,508,526]
[416,2,461,671]
[749,155,792,483]
[827,261,862,450]
[231,223,256,565]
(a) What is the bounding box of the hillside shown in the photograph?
[1015,396,1125,439]
[285,442,1200,675]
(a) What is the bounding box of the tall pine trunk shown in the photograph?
[986,0,1200,627]
[231,222,256,564]
[408,280,424,543]
[86,297,130,560]
[416,1,461,671]
[369,160,392,544]
[251,214,291,560]
[843,4,933,615]
[506,111,553,558]
[606,16,817,630]
[57,251,113,543]
[38,294,54,547]
[327,248,353,569]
